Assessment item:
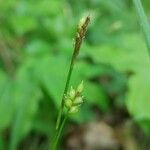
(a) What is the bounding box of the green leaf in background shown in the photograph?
[25,39,51,56]
[10,62,42,150]
[126,71,150,133]
[84,81,109,112]
[0,133,4,150]
[85,34,150,73]
[0,71,14,131]
[0,71,14,150]
[34,55,68,108]
[85,33,150,131]
[68,104,95,124]
[11,15,37,35]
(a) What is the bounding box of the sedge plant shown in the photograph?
[51,16,90,150]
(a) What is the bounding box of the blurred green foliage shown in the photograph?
[0,0,150,149]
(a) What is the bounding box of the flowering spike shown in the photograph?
[64,81,84,115]
[74,16,91,57]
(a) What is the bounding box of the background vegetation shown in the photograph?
[0,0,150,149]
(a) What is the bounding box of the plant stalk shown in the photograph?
[52,16,90,149]
[51,113,68,150]
[56,16,90,130]
[56,51,75,130]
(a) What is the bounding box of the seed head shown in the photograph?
[74,15,90,57]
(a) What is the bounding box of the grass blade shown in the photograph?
[133,0,150,56]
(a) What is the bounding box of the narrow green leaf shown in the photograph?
[133,0,150,56]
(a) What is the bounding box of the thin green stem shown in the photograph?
[52,16,90,150]
[133,0,150,57]
[51,113,68,150]
[56,51,75,130]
